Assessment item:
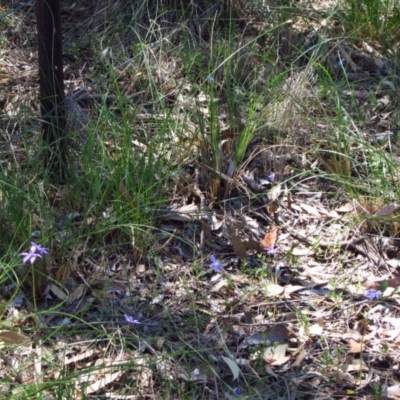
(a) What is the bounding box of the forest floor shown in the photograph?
[1,0,400,399]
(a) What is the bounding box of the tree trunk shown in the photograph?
[36,0,68,182]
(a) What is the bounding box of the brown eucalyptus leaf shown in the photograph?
[50,283,68,300]
[0,330,30,345]
[375,203,399,216]
[261,227,278,249]
[221,356,240,380]
[387,384,400,399]
[349,338,365,354]
[164,204,199,221]
[336,202,354,213]
[263,344,289,365]
[263,281,284,296]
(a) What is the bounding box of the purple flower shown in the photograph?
[264,246,278,255]
[206,76,215,83]
[233,387,241,397]
[20,242,49,265]
[365,289,382,301]
[209,255,223,272]
[268,172,275,182]
[124,315,141,324]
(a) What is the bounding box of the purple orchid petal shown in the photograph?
[209,255,223,272]
[124,315,141,324]
[20,242,49,265]
[30,242,49,255]
[268,172,275,182]
[365,289,382,301]
[264,246,279,254]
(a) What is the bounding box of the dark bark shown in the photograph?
[36,0,68,182]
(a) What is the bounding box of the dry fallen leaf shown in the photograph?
[263,281,284,296]
[83,371,123,395]
[263,344,290,365]
[375,203,399,216]
[261,226,278,249]
[348,338,365,353]
[327,209,340,218]
[336,202,354,213]
[0,330,30,345]
[386,384,400,399]
[221,356,240,380]
[291,247,314,256]
[292,348,306,367]
[265,365,279,378]
[309,324,324,335]
[50,283,68,300]
[165,204,200,221]
[67,284,86,304]
[211,279,228,292]
[387,260,400,268]
[300,203,322,217]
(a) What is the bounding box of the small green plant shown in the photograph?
[296,309,310,334]
[380,342,390,354]
[242,254,274,280]
[320,349,335,373]
[371,381,384,399]
[328,278,345,305]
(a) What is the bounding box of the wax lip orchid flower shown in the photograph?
[209,255,223,272]
[264,246,279,255]
[20,242,49,265]
[365,288,382,301]
[124,315,141,325]
[268,172,275,182]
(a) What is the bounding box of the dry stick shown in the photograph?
[192,165,208,250]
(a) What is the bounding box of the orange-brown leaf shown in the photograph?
[261,227,278,248]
